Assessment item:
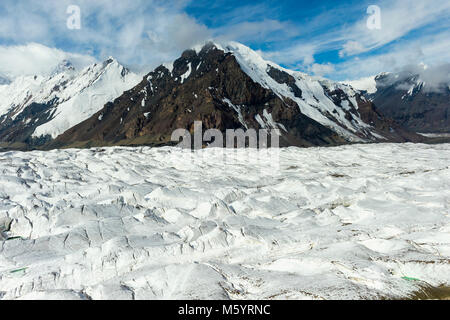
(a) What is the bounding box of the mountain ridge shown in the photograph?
[0,41,428,150]
[48,41,423,149]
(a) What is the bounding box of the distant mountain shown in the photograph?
[0,58,141,149]
[50,42,422,149]
[347,67,450,134]
[370,71,450,133]
[0,75,10,85]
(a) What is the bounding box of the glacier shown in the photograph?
[0,143,449,300]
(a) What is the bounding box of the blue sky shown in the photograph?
[0,0,449,80]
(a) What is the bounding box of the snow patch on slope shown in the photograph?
[180,63,192,83]
[223,98,248,129]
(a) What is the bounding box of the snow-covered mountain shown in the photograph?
[52,41,421,149]
[0,58,141,148]
[219,42,380,141]
[349,68,450,133]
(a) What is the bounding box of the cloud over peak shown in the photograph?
[0,0,449,81]
[0,43,96,78]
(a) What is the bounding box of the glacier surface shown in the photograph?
[0,144,449,300]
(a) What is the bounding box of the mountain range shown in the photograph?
[2,41,445,150]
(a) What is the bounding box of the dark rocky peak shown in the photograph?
[375,71,423,91]
[143,44,231,93]
[199,41,219,54]
[374,72,396,86]
[181,49,197,60]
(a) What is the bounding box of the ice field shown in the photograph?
[0,143,449,299]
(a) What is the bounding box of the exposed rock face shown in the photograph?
[0,100,56,149]
[51,43,423,149]
[371,72,450,133]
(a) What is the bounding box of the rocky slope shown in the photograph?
[0,59,140,149]
[50,42,422,149]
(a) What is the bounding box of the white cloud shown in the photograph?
[341,76,378,94]
[390,63,450,93]
[332,30,450,81]
[346,0,450,55]
[262,43,317,67]
[0,0,449,81]
[0,43,96,78]
[416,64,450,92]
[339,41,365,57]
[345,62,450,94]
[0,0,211,73]
[309,63,335,77]
[213,19,299,43]
[260,0,450,79]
